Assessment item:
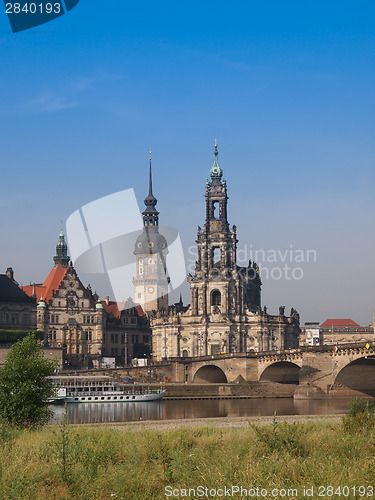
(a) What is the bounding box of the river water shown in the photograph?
[50,397,352,425]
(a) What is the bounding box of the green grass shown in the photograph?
[0,415,374,499]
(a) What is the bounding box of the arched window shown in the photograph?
[211,290,221,306]
[212,201,220,219]
[182,349,189,358]
[213,247,220,264]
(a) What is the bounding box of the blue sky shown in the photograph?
[0,1,374,325]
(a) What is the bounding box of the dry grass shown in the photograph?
[0,416,374,499]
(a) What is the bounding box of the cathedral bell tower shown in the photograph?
[188,142,261,320]
[133,153,169,314]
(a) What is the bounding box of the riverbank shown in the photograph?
[1,411,373,499]
[104,413,342,431]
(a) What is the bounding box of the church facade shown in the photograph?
[148,145,300,360]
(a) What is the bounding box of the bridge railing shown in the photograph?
[155,341,375,363]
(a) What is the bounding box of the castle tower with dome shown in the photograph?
[133,154,169,314]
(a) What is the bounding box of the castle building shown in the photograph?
[150,144,300,360]
[22,233,104,368]
[22,231,150,368]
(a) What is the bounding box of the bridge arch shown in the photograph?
[259,361,301,384]
[193,365,228,383]
[333,355,375,396]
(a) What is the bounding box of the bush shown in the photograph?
[342,396,375,433]
[0,330,44,344]
[252,412,307,457]
[348,396,375,417]
[0,334,57,427]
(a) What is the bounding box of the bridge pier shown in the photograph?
[295,351,335,398]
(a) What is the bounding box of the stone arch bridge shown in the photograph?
[164,342,375,397]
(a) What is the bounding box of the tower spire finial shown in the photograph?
[210,140,223,179]
[148,149,153,197]
[143,150,158,217]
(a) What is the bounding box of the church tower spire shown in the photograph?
[204,141,229,235]
[142,150,159,227]
[53,229,69,269]
[209,140,223,179]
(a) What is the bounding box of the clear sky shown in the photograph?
[0,1,374,325]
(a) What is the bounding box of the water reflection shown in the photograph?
[52,401,165,424]
[50,397,352,425]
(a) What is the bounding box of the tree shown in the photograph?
[0,334,57,427]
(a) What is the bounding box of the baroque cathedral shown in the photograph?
[135,144,300,361]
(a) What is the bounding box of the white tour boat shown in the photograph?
[48,375,165,404]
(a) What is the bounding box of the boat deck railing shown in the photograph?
[66,389,164,396]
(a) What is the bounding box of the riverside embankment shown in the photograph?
[161,381,296,399]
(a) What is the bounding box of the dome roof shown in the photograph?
[56,231,67,248]
[134,228,168,255]
[210,161,223,178]
[37,298,46,308]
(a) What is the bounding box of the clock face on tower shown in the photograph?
[148,286,154,294]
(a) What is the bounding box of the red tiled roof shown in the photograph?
[22,264,69,303]
[101,301,145,318]
[101,301,124,318]
[320,318,360,328]
[135,304,144,316]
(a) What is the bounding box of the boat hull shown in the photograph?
[48,376,165,404]
[67,392,165,403]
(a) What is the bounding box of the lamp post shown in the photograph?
[124,331,128,367]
